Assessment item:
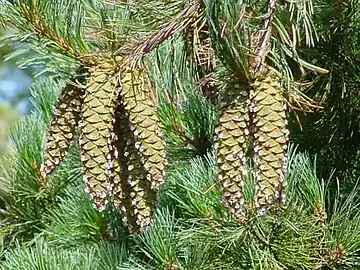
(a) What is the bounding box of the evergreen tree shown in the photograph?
[0,0,359,269]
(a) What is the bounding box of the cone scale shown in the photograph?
[39,57,166,233]
[108,64,166,233]
[215,76,288,217]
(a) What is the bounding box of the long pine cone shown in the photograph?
[79,62,117,211]
[119,65,167,190]
[41,80,84,177]
[111,97,156,234]
[251,73,288,213]
[214,84,249,221]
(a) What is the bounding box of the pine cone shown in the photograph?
[214,84,249,220]
[111,99,156,234]
[41,81,84,177]
[251,73,288,213]
[119,65,167,190]
[79,62,117,211]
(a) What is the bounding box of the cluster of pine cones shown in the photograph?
[40,58,288,233]
[214,73,288,221]
[40,58,166,234]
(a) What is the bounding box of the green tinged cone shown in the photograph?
[119,65,167,191]
[214,84,249,220]
[79,62,117,211]
[41,81,84,177]
[111,97,156,234]
[251,73,288,213]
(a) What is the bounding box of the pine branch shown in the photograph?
[249,0,277,77]
[126,0,202,63]
[0,239,94,269]
[182,0,219,103]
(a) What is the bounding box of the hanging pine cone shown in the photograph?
[110,96,156,234]
[251,72,288,213]
[214,83,250,221]
[119,64,167,191]
[79,61,117,211]
[41,75,84,178]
